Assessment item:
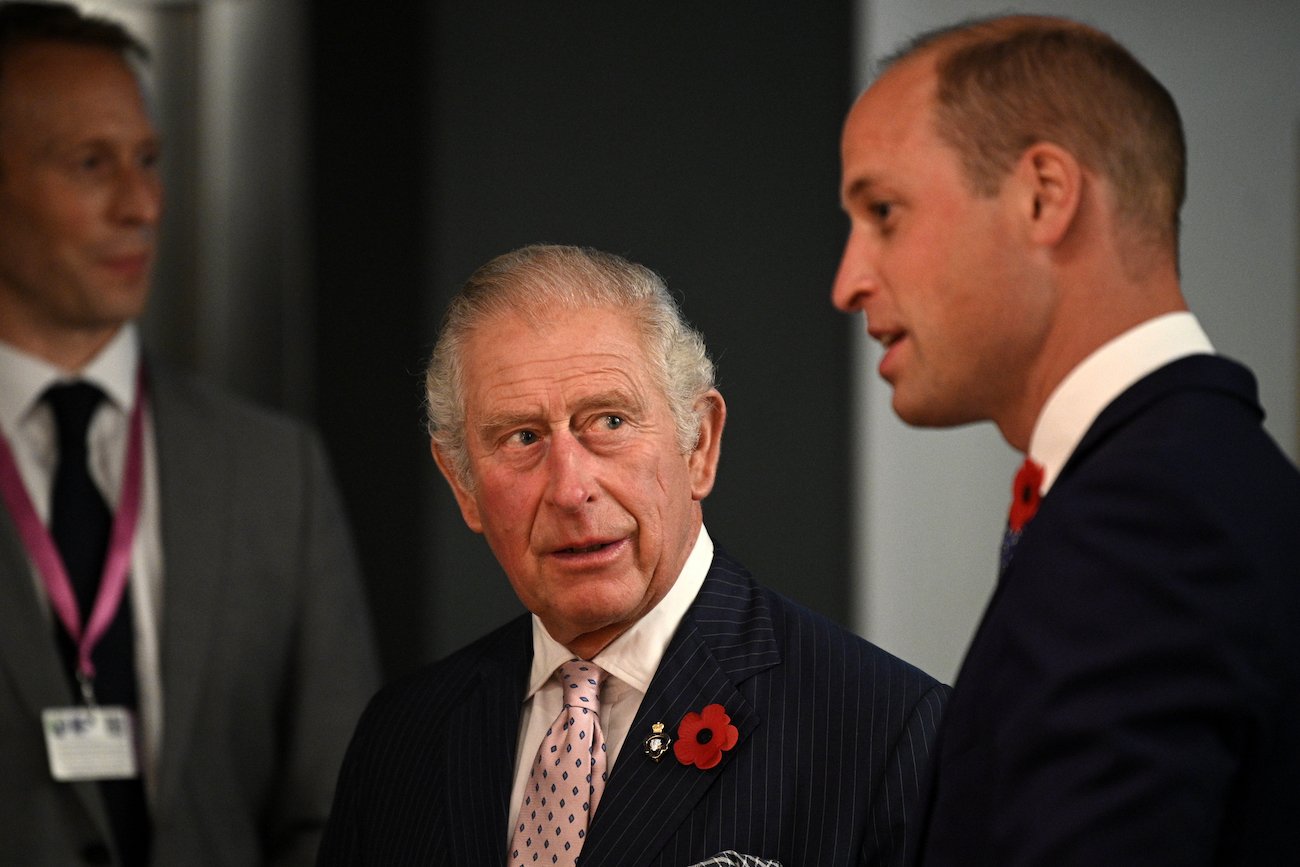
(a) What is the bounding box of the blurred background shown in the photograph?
[80,0,1298,685]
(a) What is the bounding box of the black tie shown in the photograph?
[44,382,152,866]
[47,382,112,627]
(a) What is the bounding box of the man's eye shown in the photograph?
[870,201,893,222]
[602,415,624,430]
[512,430,539,446]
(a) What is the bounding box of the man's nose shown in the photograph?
[543,432,596,511]
[831,225,877,313]
[112,162,163,227]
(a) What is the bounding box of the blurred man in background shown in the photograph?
[0,4,378,864]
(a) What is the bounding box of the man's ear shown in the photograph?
[1015,142,1083,248]
[431,439,483,533]
[687,389,726,501]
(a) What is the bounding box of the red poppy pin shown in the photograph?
[1008,458,1045,533]
[673,703,738,770]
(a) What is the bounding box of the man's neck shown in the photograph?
[0,324,122,373]
[997,264,1188,452]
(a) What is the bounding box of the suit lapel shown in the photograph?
[1062,355,1257,488]
[145,368,226,807]
[0,511,69,719]
[580,551,780,867]
[444,617,531,862]
[0,445,117,843]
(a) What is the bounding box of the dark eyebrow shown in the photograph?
[841,176,878,210]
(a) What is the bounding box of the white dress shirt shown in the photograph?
[0,325,165,798]
[1027,312,1215,495]
[507,525,714,841]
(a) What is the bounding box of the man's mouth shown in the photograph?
[557,541,616,555]
[553,543,618,556]
[869,326,908,382]
[872,328,904,349]
[101,252,152,275]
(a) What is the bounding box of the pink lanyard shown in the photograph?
[0,367,146,702]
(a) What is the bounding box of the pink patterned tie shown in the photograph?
[509,659,608,866]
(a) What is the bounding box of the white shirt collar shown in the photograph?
[1028,312,1213,494]
[0,325,140,435]
[525,524,714,697]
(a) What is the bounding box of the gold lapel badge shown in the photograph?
[643,721,672,762]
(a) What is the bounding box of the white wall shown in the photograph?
[852,0,1300,683]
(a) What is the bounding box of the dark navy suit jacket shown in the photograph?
[917,356,1300,865]
[320,548,948,866]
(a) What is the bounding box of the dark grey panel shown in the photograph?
[425,4,856,660]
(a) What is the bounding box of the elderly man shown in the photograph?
[0,4,378,865]
[833,14,1300,865]
[320,244,947,867]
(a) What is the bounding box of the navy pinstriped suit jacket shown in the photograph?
[319,547,949,866]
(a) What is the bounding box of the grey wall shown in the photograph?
[853,0,1300,683]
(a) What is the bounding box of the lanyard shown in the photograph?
[0,366,146,703]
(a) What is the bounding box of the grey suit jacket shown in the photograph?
[0,363,381,867]
[319,548,949,867]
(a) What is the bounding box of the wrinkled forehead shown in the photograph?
[467,301,651,362]
[462,306,654,396]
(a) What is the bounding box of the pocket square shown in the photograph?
[688,852,782,867]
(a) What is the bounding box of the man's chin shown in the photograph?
[892,395,977,430]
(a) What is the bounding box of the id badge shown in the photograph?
[42,706,139,781]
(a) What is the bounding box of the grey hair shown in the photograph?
[425,244,717,488]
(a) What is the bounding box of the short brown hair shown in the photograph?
[887,15,1185,251]
[0,2,147,69]
[0,3,149,178]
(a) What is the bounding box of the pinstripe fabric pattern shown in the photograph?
[319,623,531,865]
[319,548,949,866]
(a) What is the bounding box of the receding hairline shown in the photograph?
[867,13,1185,258]
[877,13,1103,74]
[0,2,151,121]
